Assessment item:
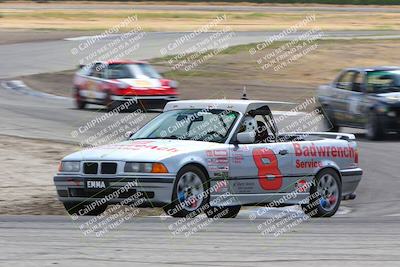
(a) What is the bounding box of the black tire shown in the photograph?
[103,91,122,112]
[302,169,342,218]
[366,111,385,140]
[75,88,86,109]
[106,100,123,112]
[205,205,241,218]
[163,165,209,218]
[63,202,107,216]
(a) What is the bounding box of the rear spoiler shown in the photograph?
[289,132,356,141]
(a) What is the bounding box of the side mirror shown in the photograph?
[126,131,136,139]
[236,132,255,144]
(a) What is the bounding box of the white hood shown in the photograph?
[63,139,224,162]
[377,92,400,99]
[118,78,161,89]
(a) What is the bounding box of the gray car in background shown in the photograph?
[317,66,400,140]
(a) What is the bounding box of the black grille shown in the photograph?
[83,162,98,174]
[68,188,154,199]
[391,107,400,117]
[101,162,117,174]
[57,190,68,197]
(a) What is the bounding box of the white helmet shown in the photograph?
[242,116,256,134]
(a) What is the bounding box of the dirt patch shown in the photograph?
[17,69,76,97]
[0,135,77,215]
[0,135,162,216]
[151,39,400,103]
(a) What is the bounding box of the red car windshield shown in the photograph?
[107,63,162,79]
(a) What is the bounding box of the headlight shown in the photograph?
[169,80,179,88]
[59,161,80,172]
[376,105,388,113]
[124,162,168,173]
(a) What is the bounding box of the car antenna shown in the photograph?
[241,86,248,100]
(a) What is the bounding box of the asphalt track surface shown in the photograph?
[0,83,399,266]
[0,216,399,267]
[0,29,399,265]
[2,30,400,78]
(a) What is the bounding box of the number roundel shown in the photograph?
[252,148,283,190]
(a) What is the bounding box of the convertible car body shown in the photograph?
[54,99,362,218]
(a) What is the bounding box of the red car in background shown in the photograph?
[74,60,179,111]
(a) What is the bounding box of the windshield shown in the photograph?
[366,70,400,93]
[130,109,239,143]
[107,63,162,79]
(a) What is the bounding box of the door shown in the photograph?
[331,70,357,125]
[346,71,366,127]
[229,142,293,191]
[84,63,106,101]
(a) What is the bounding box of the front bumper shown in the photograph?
[378,112,400,132]
[340,168,362,197]
[111,95,179,109]
[53,175,175,207]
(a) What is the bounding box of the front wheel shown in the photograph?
[163,165,209,218]
[302,169,342,218]
[63,202,107,216]
[75,88,86,109]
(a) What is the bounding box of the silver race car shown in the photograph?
[54,99,362,218]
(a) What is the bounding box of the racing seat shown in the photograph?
[255,121,269,143]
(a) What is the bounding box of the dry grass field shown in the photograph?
[1,2,400,31]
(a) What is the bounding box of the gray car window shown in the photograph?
[336,71,355,91]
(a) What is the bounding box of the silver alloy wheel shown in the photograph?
[317,174,339,212]
[177,171,204,211]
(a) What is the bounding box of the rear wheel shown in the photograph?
[163,165,209,218]
[63,202,107,216]
[302,169,342,218]
[366,111,385,140]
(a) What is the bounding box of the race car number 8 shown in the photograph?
[252,148,283,190]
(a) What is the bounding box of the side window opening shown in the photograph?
[237,106,278,144]
[352,72,364,92]
[90,63,104,78]
[336,71,355,91]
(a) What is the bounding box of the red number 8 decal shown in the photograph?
[252,148,283,190]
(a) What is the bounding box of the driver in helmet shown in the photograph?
[238,115,257,141]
